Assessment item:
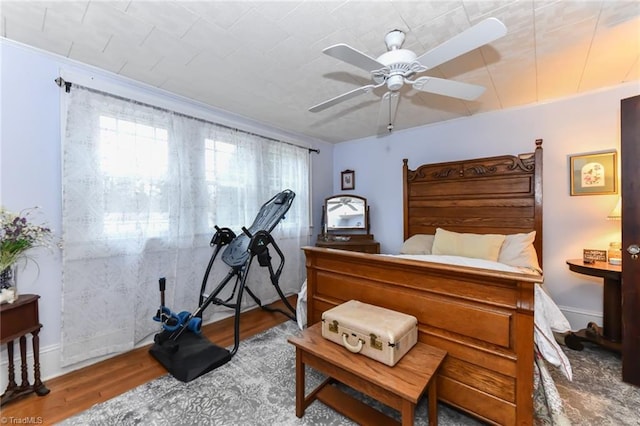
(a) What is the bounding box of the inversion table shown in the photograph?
[150,189,297,382]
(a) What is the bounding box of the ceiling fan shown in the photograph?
[309,18,507,132]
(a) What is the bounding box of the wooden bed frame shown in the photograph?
[303,139,544,425]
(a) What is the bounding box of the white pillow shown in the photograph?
[498,231,541,272]
[400,234,434,255]
[431,228,505,262]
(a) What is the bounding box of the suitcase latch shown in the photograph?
[328,320,339,334]
[369,333,382,350]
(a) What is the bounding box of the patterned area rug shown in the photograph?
[60,321,638,425]
[60,321,481,425]
[548,343,640,425]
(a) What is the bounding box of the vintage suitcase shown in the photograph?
[321,300,418,366]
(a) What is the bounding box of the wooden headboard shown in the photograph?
[402,139,543,267]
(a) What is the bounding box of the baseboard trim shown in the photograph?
[558,305,602,331]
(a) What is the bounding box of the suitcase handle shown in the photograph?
[342,333,365,353]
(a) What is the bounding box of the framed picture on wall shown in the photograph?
[569,150,617,196]
[341,169,355,190]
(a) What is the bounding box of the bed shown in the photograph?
[302,139,555,425]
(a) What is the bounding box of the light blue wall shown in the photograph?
[0,40,332,381]
[1,42,64,348]
[332,81,639,327]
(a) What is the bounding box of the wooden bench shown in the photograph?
[288,323,446,426]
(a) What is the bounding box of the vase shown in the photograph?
[0,265,18,304]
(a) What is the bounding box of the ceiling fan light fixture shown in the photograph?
[386,74,404,91]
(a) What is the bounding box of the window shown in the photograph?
[204,138,243,229]
[99,115,170,237]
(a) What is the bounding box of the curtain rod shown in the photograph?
[55,77,320,155]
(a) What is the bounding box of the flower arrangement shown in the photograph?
[1,207,53,273]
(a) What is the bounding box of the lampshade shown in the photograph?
[607,197,622,220]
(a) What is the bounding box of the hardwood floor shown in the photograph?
[0,297,295,424]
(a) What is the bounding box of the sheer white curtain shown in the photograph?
[62,86,310,366]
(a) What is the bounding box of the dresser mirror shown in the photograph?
[317,195,379,253]
[323,195,368,232]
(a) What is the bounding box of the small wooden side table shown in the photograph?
[288,323,446,426]
[566,259,622,352]
[1,294,50,405]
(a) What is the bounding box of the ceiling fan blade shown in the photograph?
[412,76,486,100]
[415,18,507,69]
[323,44,385,73]
[328,204,341,211]
[378,91,400,132]
[309,84,377,113]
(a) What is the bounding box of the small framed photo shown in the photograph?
[583,249,607,264]
[570,150,617,196]
[341,169,355,190]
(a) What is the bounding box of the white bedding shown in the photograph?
[393,253,541,275]
[298,253,573,381]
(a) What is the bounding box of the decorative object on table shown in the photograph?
[0,267,17,304]
[341,169,355,190]
[582,249,607,264]
[569,150,617,196]
[0,207,53,304]
[608,242,622,265]
[606,196,622,265]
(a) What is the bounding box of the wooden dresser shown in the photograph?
[315,234,380,254]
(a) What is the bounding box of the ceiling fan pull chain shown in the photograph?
[388,93,393,132]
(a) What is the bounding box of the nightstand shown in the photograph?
[316,234,380,254]
[1,294,50,405]
[566,259,622,352]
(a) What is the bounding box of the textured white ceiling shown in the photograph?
[1,1,639,143]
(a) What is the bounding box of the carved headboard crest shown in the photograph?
[407,154,536,182]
